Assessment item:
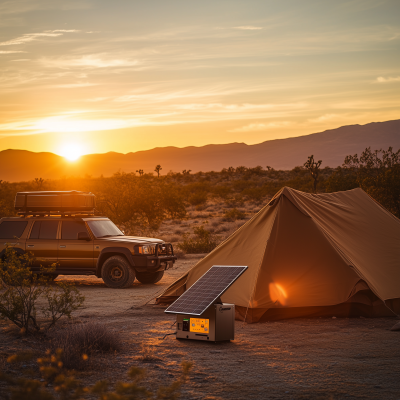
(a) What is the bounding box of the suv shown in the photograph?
[0,191,176,288]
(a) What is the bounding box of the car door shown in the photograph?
[25,220,59,270]
[58,220,94,271]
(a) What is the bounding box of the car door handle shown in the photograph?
[59,245,66,248]
[27,245,34,248]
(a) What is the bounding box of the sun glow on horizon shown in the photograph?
[59,143,85,161]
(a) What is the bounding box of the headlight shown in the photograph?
[133,244,156,255]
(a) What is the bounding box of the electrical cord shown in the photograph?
[160,332,177,340]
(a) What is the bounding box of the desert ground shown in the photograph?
[1,254,400,400]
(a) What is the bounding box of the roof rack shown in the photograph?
[17,210,98,217]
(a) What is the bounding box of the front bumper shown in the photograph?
[132,255,177,273]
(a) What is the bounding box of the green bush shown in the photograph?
[0,248,84,334]
[178,226,220,253]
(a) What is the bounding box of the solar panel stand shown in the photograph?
[165,265,247,342]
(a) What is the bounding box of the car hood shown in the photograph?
[96,236,164,244]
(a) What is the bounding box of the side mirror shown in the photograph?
[78,232,91,241]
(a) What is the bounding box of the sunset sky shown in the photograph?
[1,0,399,158]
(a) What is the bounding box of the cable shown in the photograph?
[160,332,177,340]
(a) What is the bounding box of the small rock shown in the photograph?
[374,385,382,389]
[209,350,221,354]
[332,316,336,319]
[40,379,45,382]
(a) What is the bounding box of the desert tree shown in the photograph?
[304,155,322,193]
[154,165,162,177]
[136,169,144,176]
[34,177,44,190]
[182,169,192,175]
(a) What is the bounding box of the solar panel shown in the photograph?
[165,265,247,316]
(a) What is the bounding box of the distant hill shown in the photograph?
[0,119,399,182]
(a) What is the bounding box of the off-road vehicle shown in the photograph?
[0,191,176,288]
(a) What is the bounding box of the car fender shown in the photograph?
[96,247,135,277]
[0,246,26,261]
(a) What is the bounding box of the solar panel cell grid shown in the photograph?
[165,265,247,315]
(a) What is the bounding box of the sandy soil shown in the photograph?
[1,255,400,400]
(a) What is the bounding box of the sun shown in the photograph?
[60,143,84,161]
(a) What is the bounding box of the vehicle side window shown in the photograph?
[61,221,88,240]
[0,221,28,239]
[29,221,41,239]
[30,221,58,240]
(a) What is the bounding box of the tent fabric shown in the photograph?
[157,187,400,322]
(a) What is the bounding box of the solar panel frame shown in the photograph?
[165,265,247,316]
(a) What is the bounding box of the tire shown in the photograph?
[101,255,136,288]
[135,270,164,284]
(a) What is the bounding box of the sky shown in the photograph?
[0,0,399,159]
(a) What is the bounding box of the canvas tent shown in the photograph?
[157,187,400,322]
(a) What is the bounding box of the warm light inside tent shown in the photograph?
[269,283,287,305]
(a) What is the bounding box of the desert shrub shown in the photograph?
[174,228,183,235]
[215,224,230,233]
[96,172,186,232]
[162,235,180,243]
[0,349,192,399]
[223,208,246,221]
[50,322,122,370]
[241,187,268,202]
[178,226,220,253]
[188,191,208,206]
[211,185,232,199]
[0,248,84,334]
[138,344,161,362]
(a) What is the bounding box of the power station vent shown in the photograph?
[165,265,247,316]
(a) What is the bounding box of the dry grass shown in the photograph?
[138,344,162,362]
[50,321,122,370]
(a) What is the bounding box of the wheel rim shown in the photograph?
[109,265,124,282]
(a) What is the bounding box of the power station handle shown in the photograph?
[59,245,66,248]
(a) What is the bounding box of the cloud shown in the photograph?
[0,29,79,46]
[229,122,291,133]
[50,82,98,88]
[376,76,400,83]
[234,26,263,30]
[308,114,338,123]
[41,54,140,69]
[0,50,26,54]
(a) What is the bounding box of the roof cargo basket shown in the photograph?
[14,191,96,216]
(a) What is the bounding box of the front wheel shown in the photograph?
[135,270,164,284]
[101,256,136,288]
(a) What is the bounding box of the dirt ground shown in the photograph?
[1,255,400,400]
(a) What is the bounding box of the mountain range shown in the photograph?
[0,119,399,182]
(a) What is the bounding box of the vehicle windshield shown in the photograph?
[87,220,124,238]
